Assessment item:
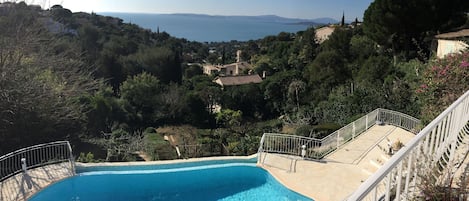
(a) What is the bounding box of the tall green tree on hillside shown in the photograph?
[221,84,265,119]
[305,50,350,103]
[320,28,353,60]
[288,27,319,69]
[120,72,164,129]
[261,70,301,116]
[133,46,182,84]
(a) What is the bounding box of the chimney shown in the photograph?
[236,50,242,63]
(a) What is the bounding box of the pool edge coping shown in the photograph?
[257,163,317,201]
[76,154,257,167]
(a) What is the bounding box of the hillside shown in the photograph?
[0,1,468,167]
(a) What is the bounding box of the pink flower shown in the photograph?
[420,84,428,89]
[460,61,469,68]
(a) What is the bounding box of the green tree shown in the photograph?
[0,3,100,153]
[183,93,215,127]
[186,75,222,115]
[183,64,203,79]
[120,72,164,129]
[160,83,187,123]
[214,109,243,155]
[305,50,350,103]
[133,46,182,84]
[349,35,378,61]
[83,86,124,136]
[288,27,319,70]
[316,82,386,125]
[221,84,265,119]
[287,80,306,112]
[320,28,353,60]
[363,0,469,59]
[261,70,301,116]
[356,55,392,83]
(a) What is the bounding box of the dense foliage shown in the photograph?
[0,2,468,162]
[363,0,469,60]
[417,51,469,123]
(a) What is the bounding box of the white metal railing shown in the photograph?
[0,141,75,181]
[258,108,421,161]
[346,90,469,201]
[376,109,421,134]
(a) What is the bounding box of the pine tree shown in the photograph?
[341,11,345,27]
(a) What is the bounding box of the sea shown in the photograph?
[100,13,313,42]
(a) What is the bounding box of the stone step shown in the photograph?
[370,159,382,169]
[381,154,391,162]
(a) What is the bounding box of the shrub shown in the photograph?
[417,51,469,123]
[77,152,96,163]
[295,124,314,137]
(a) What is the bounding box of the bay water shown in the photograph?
[101,12,311,42]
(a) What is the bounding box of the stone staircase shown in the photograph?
[362,154,391,176]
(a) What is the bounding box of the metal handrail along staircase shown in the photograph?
[346,90,469,201]
[257,108,421,163]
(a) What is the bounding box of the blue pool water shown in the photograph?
[30,163,312,201]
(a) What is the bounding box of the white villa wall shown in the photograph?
[437,39,469,58]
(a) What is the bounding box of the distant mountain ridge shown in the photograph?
[101,12,339,26]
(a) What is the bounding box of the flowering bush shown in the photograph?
[417,51,469,123]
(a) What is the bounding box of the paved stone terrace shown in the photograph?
[259,125,417,201]
[0,162,74,201]
[0,125,417,201]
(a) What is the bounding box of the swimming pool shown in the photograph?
[30,162,313,201]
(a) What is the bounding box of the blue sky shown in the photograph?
[60,0,374,20]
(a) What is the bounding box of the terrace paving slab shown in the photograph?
[0,162,74,201]
[259,125,416,201]
[1,125,419,201]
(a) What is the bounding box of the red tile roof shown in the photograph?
[214,74,263,86]
[435,29,469,39]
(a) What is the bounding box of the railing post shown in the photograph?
[21,158,27,172]
[385,172,392,201]
[372,187,378,201]
[67,142,76,175]
[399,115,402,127]
[301,145,306,158]
[337,130,340,149]
[395,162,403,200]
[366,115,369,130]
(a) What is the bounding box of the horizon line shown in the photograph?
[95,11,344,21]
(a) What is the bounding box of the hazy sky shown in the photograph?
[57,0,373,20]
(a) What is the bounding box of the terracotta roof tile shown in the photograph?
[435,29,469,39]
[215,74,262,86]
